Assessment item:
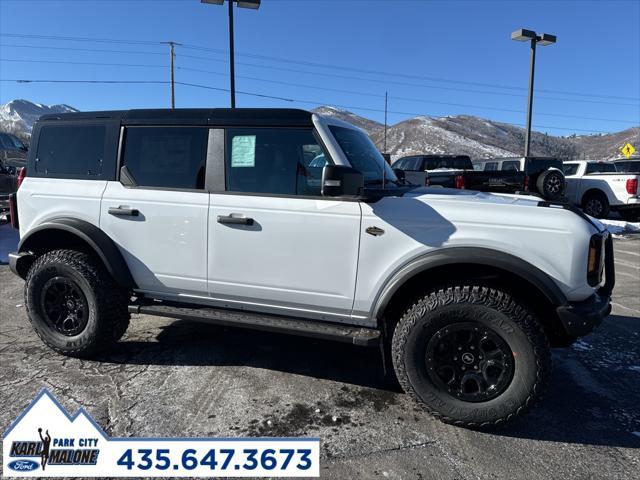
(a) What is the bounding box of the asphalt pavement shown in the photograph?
[0,236,638,479]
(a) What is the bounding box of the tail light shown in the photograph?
[454,175,465,189]
[16,167,26,189]
[524,175,530,192]
[9,193,19,229]
[626,178,638,195]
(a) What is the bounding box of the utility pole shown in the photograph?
[161,41,181,109]
[384,91,388,154]
[228,0,236,108]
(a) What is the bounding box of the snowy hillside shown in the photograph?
[0,99,77,138]
[313,105,639,161]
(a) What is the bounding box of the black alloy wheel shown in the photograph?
[425,322,514,402]
[40,276,89,336]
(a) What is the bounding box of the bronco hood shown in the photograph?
[404,186,541,207]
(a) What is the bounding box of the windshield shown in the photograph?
[329,125,399,187]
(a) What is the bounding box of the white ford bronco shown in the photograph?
[8,108,614,428]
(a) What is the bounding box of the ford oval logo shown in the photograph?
[8,459,39,471]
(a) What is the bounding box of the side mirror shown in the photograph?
[321,165,364,197]
[393,168,405,183]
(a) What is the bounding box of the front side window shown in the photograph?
[36,125,106,176]
[121,127,208,189]
[225,128,327,196]
[329,125,398,187]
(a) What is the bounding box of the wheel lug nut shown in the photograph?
[453,357,457,361]
[457,347,462,351]
[461,366,466,370]
[470,346,475,350]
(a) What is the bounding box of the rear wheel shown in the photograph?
[583,192,610,218]
[392,284,550,429]
[25,249,130,357]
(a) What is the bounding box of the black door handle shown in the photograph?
[108,206,139,217]
[217,214,254,226]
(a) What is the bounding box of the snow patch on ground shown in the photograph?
[599,219,640,236]
[628,366,640,373]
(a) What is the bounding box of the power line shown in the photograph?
[178,65,639,124]
[2,41,638,109]
[0,78,621,134]
[2,32,637,102]
[2,56,636,124]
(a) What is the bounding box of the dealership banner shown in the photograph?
[2,390,319,477]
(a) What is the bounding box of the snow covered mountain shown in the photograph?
[0,99,77,139]
[0,100,635,161]
[313,106,639,161]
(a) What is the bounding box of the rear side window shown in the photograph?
[225,128,327,196]
[484,162,498,171]
[585,162,616,174]
[35,125,106,176]
[121,127,208,190]
[562,164,579,176]
[501,160,520,171]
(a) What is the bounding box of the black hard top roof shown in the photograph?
[37,108,314,126]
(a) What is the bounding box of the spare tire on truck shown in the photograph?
[536,168,565,201]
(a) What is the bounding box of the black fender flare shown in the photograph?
[17,217,136,289]
[371,246,568,322]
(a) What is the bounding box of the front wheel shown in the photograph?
[392,285,550,429]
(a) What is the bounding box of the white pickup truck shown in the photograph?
[562,160,640,220]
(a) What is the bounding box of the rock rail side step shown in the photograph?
[129,300,380,347]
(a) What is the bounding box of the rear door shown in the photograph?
[100,126,210,296]
[207,126,361,321]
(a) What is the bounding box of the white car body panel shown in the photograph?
[353,188,598,318]
[18,177,106,237]
[99,181,209,295]
[207,193,361,321]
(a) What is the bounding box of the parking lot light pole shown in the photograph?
[511,28,556,157]
[201,0,261,108]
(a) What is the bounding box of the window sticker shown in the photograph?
[231,135,256,167]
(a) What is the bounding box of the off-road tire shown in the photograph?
[582,191,610,219]
[391,284,551,429]
[536,168,565,201]
[25,249,130,357]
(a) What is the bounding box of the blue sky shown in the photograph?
[0,0,639,136]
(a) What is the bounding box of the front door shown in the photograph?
[100,126,210,296]
[208,127,361,322]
